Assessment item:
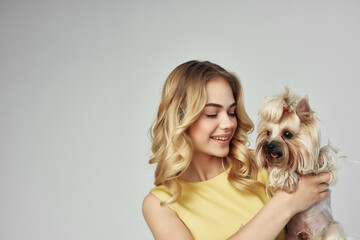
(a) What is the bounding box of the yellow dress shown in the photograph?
[150,169,285,240]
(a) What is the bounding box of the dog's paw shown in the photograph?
[282,180,297,193]
[282,174,300,193]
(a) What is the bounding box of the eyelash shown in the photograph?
[206,113,236,118]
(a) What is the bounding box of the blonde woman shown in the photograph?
[142,60,331,240]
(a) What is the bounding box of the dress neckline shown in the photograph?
[180,167,230,185]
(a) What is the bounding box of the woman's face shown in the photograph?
[188,76,237,160]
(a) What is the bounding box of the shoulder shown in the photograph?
[142,193,162,215]
[149,185,172,203]
[142,193,173,228]
[143,185,170,213]
[142,193,193,240]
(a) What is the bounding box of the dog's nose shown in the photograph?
[267,143,275,150]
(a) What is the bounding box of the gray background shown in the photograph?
[1,0,359,239]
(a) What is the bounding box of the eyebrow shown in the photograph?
[204,102,237,108]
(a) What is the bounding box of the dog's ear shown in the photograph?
[296,96,313,124]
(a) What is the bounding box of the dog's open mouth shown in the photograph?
[270,153,282,158]
[266,142,283,160]
[267,151,283,165]
[270,152,283,159]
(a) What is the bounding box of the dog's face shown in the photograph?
[256,89,321,174]
[257,113,301,169]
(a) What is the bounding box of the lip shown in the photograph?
[211,134,232,138]
[210,134,232,144]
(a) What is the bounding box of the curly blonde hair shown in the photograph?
[149,60,263,205]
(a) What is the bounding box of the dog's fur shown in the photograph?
[255,88,346,240]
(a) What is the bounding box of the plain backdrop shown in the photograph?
[1,0,359,239]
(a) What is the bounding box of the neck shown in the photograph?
[181,154,228,182]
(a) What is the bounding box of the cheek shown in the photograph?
[231,117,238,133]
[188,120,205,140]
[187,124,197,141]
[188,119,215,140]
[233,118,238,128]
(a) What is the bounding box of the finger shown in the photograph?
[319,189,331,200]
[317,172,331,184]
[318,183,329,193]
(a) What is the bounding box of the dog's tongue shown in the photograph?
[271,153,279,158]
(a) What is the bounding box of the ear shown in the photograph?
[296,96,313,124]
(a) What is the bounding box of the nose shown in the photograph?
[219,113,236,130]
[267,143,275,149]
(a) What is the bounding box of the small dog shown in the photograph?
[255,88,346,240]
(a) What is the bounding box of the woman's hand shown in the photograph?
[228,172,332,240]
[275,172,331,216]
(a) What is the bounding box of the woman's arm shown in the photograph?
[143,172,330,240]
[228,172,331,240]
[142,193,193,240]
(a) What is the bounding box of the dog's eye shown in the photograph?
[266,131,271,136]
[283,131,293,139]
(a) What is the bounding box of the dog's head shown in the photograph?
[255,88,321,174]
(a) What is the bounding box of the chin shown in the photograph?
[212,149,230,158]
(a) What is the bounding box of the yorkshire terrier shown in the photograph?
[255,88,346,240]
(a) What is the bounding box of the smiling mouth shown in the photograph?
[210,136,229,141]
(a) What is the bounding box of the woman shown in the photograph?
[142,60,330,240]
